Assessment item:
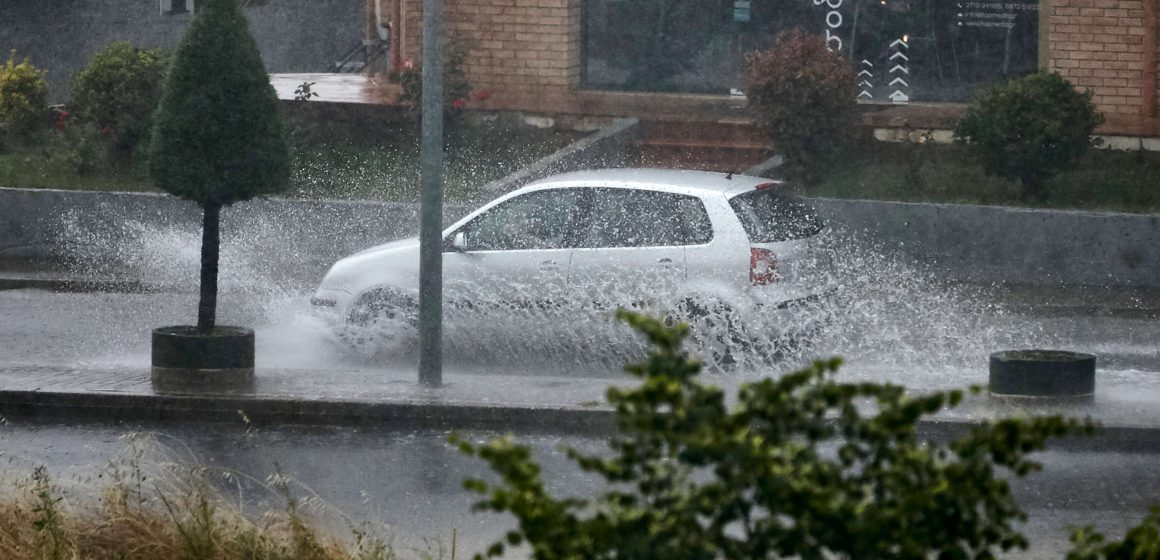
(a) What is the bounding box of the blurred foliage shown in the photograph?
[68,41,170,166]
[1068,506,1160,559]
[745,29,859,182]
[0,51,49,144]
[955,71,1103,201]
[456,309,1099,559]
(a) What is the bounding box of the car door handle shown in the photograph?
[657,258,676,267]
[539,260,561,270]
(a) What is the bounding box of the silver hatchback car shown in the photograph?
[312,169,836,357]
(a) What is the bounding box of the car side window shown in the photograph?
[578,188,712,248]
[462,189,582,251]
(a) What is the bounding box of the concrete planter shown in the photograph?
[989,349,1096,398]
[151,325,255,392]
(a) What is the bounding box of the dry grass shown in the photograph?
[0,434,410,560]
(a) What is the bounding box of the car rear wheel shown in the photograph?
[667,298,748,370]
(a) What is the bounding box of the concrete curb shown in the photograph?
[0,389,616,436]
[2,387,1159,453]
[0,276,167,293]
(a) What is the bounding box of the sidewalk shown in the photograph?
[4,360,1160,454]
[0,362,620,434]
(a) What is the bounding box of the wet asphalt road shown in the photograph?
[0,419,1156,559]
[3,287,1160,384]
[1,287,1160,557]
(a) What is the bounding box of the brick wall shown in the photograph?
[398,0,582,113]
[1046,0,1148,116]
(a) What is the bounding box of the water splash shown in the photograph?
[44,207,1112,392]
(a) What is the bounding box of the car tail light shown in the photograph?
[750,247,779,285]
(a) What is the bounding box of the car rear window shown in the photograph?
[578,188,713,248]
[728,190,824,243]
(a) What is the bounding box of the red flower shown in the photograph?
[54,110,70,130]
[451,97,467,109]
[401,57,415,71]
[471,90,491,101]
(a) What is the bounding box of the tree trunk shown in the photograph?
[197,199,221,334]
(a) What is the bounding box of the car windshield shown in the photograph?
[728,189,824,243]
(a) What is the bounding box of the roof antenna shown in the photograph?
[725,172,733,180]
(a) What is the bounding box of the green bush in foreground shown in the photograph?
[69,41,170,164]
[455,310,1160,560]
[955,71,1103,202]
[0,51,49,142]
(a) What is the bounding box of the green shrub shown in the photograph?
[69,41,169,163]
[0,51,49,140]
[744,29,858,181]
[61,120,106,175]
[150,0,289,332]
[457,310,1097,559]
[955,71,1103,201]
[396,41,472,123]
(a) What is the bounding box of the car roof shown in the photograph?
[522,168,781,198]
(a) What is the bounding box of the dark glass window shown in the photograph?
[729,190,824,242]
[582,0,1041,102]
[462,189,583,251]
[578,188,713,248]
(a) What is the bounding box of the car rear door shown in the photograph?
[567,188,707,312]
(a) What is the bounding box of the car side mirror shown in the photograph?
[448,231,467,253]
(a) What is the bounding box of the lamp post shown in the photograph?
[417,0,444,387]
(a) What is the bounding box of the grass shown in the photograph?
[0,118,582,202]
[799,139,1160,214]
[0,434,441,560]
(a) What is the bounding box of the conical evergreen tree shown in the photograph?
[150,0,289,333]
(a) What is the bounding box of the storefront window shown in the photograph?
[581,0,1040,103]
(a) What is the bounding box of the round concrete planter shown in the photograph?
[989,350,1096,398]
[152,325,255,391]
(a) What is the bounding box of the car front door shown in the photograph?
[442,188,583,315]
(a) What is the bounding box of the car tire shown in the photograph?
[349,289,418,326]
[669,297,747,370]
[338,289,419,350]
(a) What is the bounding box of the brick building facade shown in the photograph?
[392,0,582,114]
[379,0,1160,137]
[1044,0,1159,135]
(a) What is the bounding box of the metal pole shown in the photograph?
[418,0,443,386]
